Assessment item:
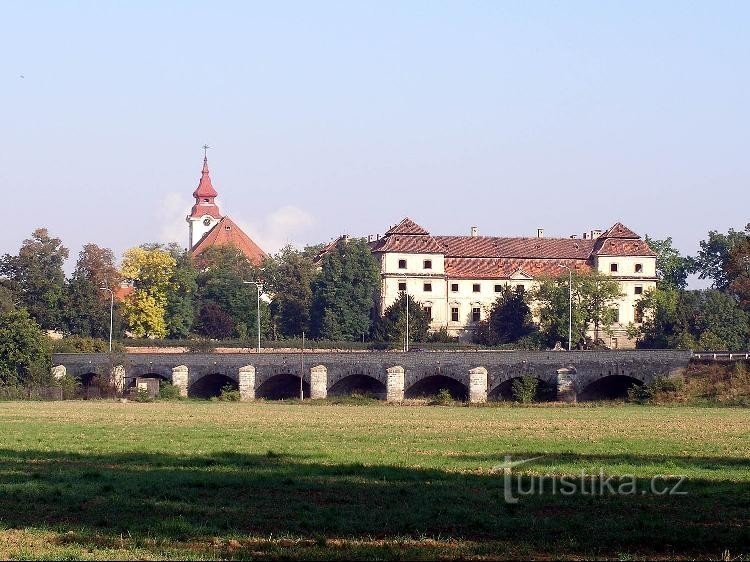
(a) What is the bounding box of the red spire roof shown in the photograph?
[193,157,219,199]
[385,217,430,236]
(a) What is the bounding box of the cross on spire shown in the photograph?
[202,144,211,159]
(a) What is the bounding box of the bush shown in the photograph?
[511,377,538,404]
[52,336,123,353]
[428,388,454,406]
[134,388,153,403]
[217,384,241,401]
[427,328,458,343]
[56,375,81,400]
[158,381,182,400]
[186,339,217,353]
[627,376,684,404]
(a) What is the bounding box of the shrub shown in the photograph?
[186,339,217,353]
[511,377,538,404]
[428,388,454,406]
[218,384,241,401]
[158,381,182,400]
[427,327,458,343]
[134,388,153,403]
[52,336,123,353]
[56,375,81,400]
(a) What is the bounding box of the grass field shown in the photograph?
[0,401,748,560]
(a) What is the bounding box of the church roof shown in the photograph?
[191,216,266,265]
[193,157,218,199]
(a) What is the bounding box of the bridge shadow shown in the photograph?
[0,447,747,558]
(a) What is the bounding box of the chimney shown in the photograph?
[367,234,372,242]
[376,234,380,240]
[591,229,602,239]
[537,228,544,238]
[470,226,478,237]
[583,232,588,240]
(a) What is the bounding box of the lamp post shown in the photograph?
[558,265,572,351]
[99,287,114,352]
[398,276,410,352]
[243,281,262,353]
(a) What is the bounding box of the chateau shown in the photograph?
[371,218,657,348]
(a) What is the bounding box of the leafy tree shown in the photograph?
[63,244,122,338]
[630,288,749,350]
[0,228,68,329]
[373,292,430,346]
[263,246,317,338]
[311,238,379,340]
[692,225,749,290]
[164,244,197,338]
[196,302,235,339]
[0,285,17,314]
[120,247,176,338]
[726,234,750,312]
[532,271,623,347]
[474,285,534,345]
[0,308,51,387]
[644,235,691,290]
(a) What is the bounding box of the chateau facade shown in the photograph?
[371,218,657,348]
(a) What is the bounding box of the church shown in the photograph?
[186,154,266,265]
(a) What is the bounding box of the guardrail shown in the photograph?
[692,351,750,361]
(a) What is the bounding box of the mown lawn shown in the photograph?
[0,401,748,560]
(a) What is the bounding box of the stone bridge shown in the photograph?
[52,350,692,403]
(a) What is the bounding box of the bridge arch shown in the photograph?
[188,373,239,399]
[488,376,555,401]
[405,375,468,401]
[328,374,386,399]
[578,374,643,401]
[256,373,310,400]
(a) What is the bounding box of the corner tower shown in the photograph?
[187,153,222,249]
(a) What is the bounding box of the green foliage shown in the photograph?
[644,235,692,290]
[121,246,177,338]
[264,246,317,338]
[726,232,750,312]
[627,377,684,404]
[51,336,123,353]
[473,285,534,345]
[158,381,182,401]
[692,225,749,291]
[426,327,458,343]
[164,245,198,339]
[185,338,217,353]
[532,271,622,348]
[0,308,51,387]
[196,303,235,339]
[373,292,431,346]
[217,384,241,401]
[428,388,454,406]
[134,388,153,403]
[511,376,538,404]
[0,228,69,330]
[632,288,749,350]
[311,238,380,340]
[55,375,81,400]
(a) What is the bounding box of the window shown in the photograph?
[634,307,644,324]
[472,307,481,322]
[612,306,620,323]
[424,306,432,321]
[423,259,432,269]
[451,307,459,322]
[516,285,525,294]
[398,259,407,269]
[398,282,406,291]
[451,283,459,292]
[635,263,643,273]
[494,284,502,292]
[203,198,209,202]
[610,263,618,273]
[634,286,643,295]
[423,282,432,292]
[472,283,481,293]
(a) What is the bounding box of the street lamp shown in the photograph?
[398,276,410,352]
[99,287,114,352]
[242,281,262,353]
[558,265,572,351]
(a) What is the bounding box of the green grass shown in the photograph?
[0,401,748,560]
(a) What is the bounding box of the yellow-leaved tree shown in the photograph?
[120,247,176,338]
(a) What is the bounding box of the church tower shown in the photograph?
[187,153,223,249]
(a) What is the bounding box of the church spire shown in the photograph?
[187,148,223,249]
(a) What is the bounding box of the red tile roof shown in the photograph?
[191,216,266,265]
[435,236,596,260]
[445,257,590,279]
[602,222,640,239]
[384,218,430,236]
[593,238,657,257]
[371,234,444,254]
[193,157,218,198]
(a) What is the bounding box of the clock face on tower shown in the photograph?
[203,218,212,226]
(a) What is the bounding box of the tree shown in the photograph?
[0,308,51,388]
[692,225,750,291]
[532,271,623,347]
[163,244,197,338]
[196,302,235,339]
[373,292,430,346]
[631,288,749,350]
[480,285,534,345]
[120,246,176,339]
[64,244,121,339]
[0,228,68,329]
[263,245,317,338]
[644,235,691,290]
[311,238,380,340]
[726,235,750,312]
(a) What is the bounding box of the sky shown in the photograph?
[1,1,748,285]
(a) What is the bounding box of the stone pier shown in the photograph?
[386,366,405,402]
[310,365,328,399]
[172,365,189,397]
[556,367,577,403]
[238,365,256,401]
[468,367,488,403]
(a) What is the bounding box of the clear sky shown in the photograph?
[2,1,748,284]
